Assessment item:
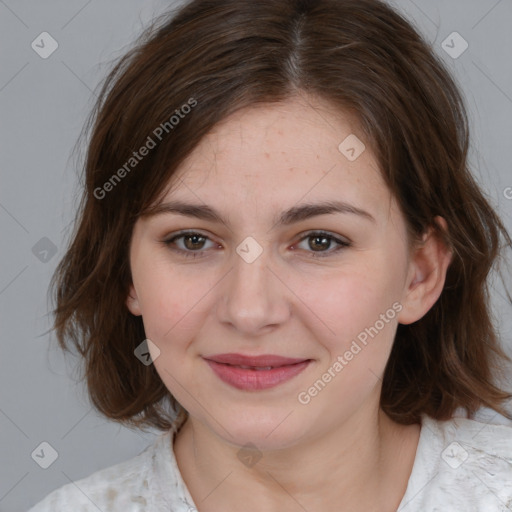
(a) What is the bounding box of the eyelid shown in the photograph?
[293,230,351,258]
[162,230,219,251]
[296,229,351,245]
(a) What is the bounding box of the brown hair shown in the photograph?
[51,0,512,431]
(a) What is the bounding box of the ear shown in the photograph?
[126,284,142,316]
[397,216,453,325]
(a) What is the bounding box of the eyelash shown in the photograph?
[162,230,351,259]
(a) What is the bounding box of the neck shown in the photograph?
[174,406,420,512]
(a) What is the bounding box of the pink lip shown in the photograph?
[203,353,312,391]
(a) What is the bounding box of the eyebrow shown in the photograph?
[142,199,375,227]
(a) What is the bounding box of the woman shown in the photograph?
[29,0,512,510]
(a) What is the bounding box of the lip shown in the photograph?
[204,353,309,367]
[203,353,312,391]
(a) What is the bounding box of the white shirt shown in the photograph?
[28,412,512,511]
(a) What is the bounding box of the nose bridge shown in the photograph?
[230,236,273,304]
[218,236,290,331]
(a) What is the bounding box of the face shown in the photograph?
[127,96,421,450]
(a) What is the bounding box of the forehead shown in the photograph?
[158,96,392,221]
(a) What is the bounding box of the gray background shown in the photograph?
[0,1,511,511]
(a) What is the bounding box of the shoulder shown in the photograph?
[401,411,512,511]
[27,431,172,512]
[433,412,512,454]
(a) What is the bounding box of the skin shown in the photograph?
[126,94,452,512]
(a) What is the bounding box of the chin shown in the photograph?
[207,407,311,452]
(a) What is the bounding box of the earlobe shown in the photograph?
[126,284,142,316]
[397,216,453,325]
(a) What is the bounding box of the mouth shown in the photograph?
[203,353,312,391]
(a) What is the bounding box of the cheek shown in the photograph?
[297,264,402,348]
[302,273,405,413]
[135,265,212,399]
[296,270,402,408]
[134,261,218,348]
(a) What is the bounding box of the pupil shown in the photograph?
[311,236,329,251]
[185,234,204,250]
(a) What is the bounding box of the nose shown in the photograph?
[216,242,292,335]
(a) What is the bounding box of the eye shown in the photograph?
[294,231,351,258]
[162,231,218,259]
[162,230,351,260]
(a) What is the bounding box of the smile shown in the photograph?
[203,354,312,391]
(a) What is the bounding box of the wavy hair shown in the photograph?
[51,0,512,431]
